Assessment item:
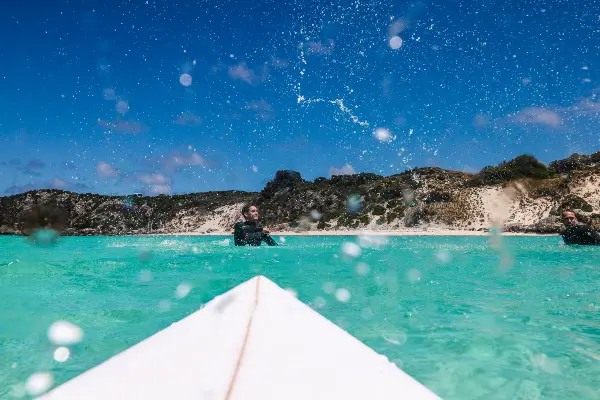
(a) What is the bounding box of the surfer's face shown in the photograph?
[244,206,259,222]
[562,212,577,227]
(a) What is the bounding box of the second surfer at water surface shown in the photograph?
[233,205,278,246]
[561,210,600,246]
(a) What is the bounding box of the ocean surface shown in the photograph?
[1,234,599,399]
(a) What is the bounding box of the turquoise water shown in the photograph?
[1,234,600,399]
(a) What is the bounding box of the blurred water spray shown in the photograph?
[21,203,68,246]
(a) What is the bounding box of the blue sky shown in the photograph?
[0,0,598,195]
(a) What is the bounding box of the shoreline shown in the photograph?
[146,230,558,237]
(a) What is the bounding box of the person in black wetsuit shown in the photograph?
[233,205,278,246]
[560,210,600,246]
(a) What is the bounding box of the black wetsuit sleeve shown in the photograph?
[562,225,600,245]
[233,223,246,246]
[262,234,278,246]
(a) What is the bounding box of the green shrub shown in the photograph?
[372,205,385,215]
[468,154,552,186]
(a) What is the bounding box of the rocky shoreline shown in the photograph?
[1,152,598,236]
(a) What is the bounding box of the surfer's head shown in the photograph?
[242,204,259,222]
[561,211,577,227]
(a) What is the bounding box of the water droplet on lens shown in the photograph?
[342,242,361,258]
[139,270,153,282]
[53,347,70,363]
[175,283,192,299]
[434,249,452,264]
[346,194,361,213]
[322,282,336,294]
[407,269,421,282]
[10,382,26,398]
[116,100,129,114]
[382,331,408,345]
[47,321,83,346]
[138,248,152,262]
[335,288,351,303]
[373,127,395,142]
[179,73,192,86]
[389,36,403,49]
[355,262,370,275]
[312,296,326,309]
[361,307,374,319]
[25,372,53,396]
[531,353,560,374]
[30,228,60,246]
[158,299,172,313]
[358,234,388,248]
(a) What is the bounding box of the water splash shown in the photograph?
[29,228,61,246]
[373,127,396,143]
[297,96,369,127]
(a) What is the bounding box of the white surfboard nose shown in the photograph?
[39,275,441,399]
